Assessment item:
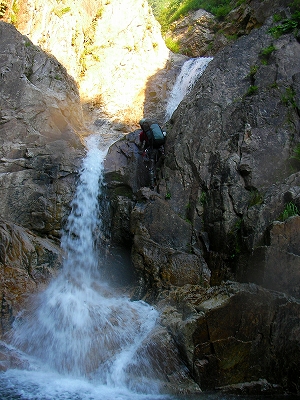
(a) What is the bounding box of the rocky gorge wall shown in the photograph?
[0,21,87,333]
[104,1,300,394]
[2,0,173,124]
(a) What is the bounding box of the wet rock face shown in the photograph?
[104,9,300,393]
[163,24,300,291]
[158,282,300,393]
[106,20,300,300]
[104,131,211,297]
[0,219,61,336]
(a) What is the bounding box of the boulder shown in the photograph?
[245,215,300,298]
[158,281,300,392]
[0,218,61,336]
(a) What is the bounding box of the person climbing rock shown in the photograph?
[139,118,166,190]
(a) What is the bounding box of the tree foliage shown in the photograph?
[148,0,246,32]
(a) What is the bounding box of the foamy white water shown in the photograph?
[0,368,168,400]
[165,57,213,121]
[0,134,166,400]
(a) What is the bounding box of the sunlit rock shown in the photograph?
[11,0,170,123]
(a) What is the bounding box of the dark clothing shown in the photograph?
[139,119,166,190]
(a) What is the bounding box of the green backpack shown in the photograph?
[141,121,165,148]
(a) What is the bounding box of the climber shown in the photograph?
[139,118,166,190]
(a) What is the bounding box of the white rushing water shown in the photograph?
[0,135,167,400]
[165,57,213,121]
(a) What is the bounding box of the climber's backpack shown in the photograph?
[141,121,165,148]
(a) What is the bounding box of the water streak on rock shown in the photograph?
[165,57,213,121]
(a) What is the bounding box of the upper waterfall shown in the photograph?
[165,57,213,121]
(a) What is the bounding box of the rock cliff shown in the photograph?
[104,1,300,393]
[165,0,294,57]
[0,21,87,333]
[2,0,172,123]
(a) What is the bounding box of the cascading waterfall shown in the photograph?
[0,135,165,400]
[0,57,215,400]
[165,57,213,121]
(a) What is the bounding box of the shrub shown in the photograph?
[165,36,181,53]
[281,87,297,108]
[260,45,276,57]
[269,11,300,38]
[259,44,276,65]
[200,191,207,205]
[149,0,242,32]
[249,65,258,77]
[279,202,299,221]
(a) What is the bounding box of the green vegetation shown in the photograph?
[148,0,246,33]
[0,1,7,18]
[259,44,276,65]
[8,0,19,24]
[268,11,300,38]
[260,44,276,57]
[279,202,299,221]
[228,218,243,260]
[53,6,71,18]
[165,36,180,53]
[272,13,282,23]
[291,143,300,162]
[199,191,207,205]
[248,65,258,79]
[225,33,238,41]
[248,190,263,207]
[290,0,300,9]
[95,7,104,19]
[246,85,258,96]
[281,87,297,109]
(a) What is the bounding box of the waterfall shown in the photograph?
[165,57,213,121]
[0,134,166,400]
